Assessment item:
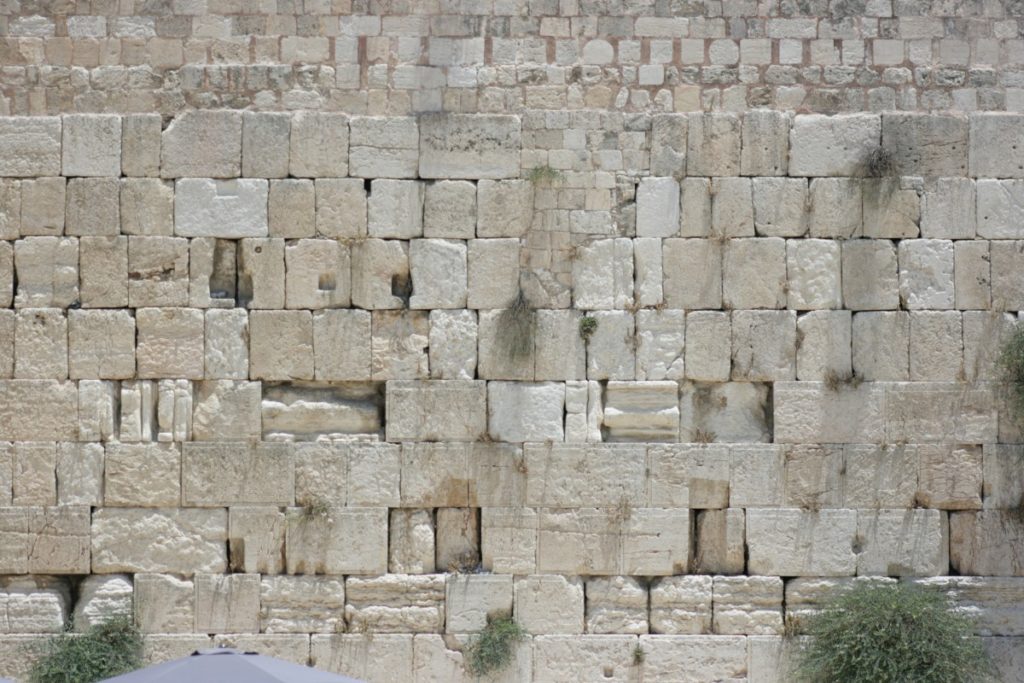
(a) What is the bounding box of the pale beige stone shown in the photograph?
[229,506,286,574]
[14,308,67,380]
[424,180,476,239]
[92,508,227,575]
[260,576,345,634]
[285,507,388,575]
[371,310,429,379]
[585,576,648,634]
[351,238,409,309]
[238,237,286,309]
[687,112,741,176]
[0,380,78,441]
[135,573,194,633]
[104,443,180,507]
[684,311,730,382]
[285,239,351,309]
[747,509,857,577]
[650,576,713,634]
[389,509,436,574]
[310,634,414,682]
[950,511,1024,576]
[183,442,293,506]
[349,117,419,178]
[796,310,852,380]
[249,310,314,380]
[127,236,189,307]
[56,442,103,506]
[204,309,249,380]
[419,114,520,179]
[72,575,133,630]
[695,509,745,574]
[664,239,721,309]
[12,442,56,505]
[14,236,78,309]
[586,310,635,380]
[315,178,367,239]
[428,310,477,380]
[477,179,534,238]
[368,179,424,239]
[121,114,161,178]
[269,179,315,238]
[409,239,467,309]
[79,236,127,308]
[852,311,910,380]
[241,112,290,178]
[345,574,445,632]
[436,508,479,572]
[857,509,949,576]
[313,309,371,381]
[712,576,783,635]
[753,177,808,237]
[524,443,646,507]
[289,112,348,177]
[0,117,61,177]
[711,177,755,237]
[192,380,261,441]
[161,111,242,178]
[843,444,918,508]
[731,310,796,381]
[195,573,260,633]
[136,307,205,379]
[63,114,121,176]
[120,178,173,236]
[65,177,119,236]
[386,381,487,442]
[514,575,584,635]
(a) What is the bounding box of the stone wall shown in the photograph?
[0,108,1023,682]
[1,2,1024,115]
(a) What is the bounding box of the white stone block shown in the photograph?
[424,180,476,239]
[680,177,711,236]
[723,237,786,309]
[680,381,772,443]
[161,111,242,178]
[586,311,635,380]
[260,576,345,634]
[636,177,680,237]
[684,311,731,382]
[852,311,909,380]
[445,574,512,633]
[428,310,477,380]
[731,310,796,381]
[711,177,755,237]
[477,179,534,238]
[386,380,487,442]
[687,113,741,176]
[898,238,955,309]
[349,117,419,178]
[712,576,783,635]
[289,112,348,177]
[923,177,975,239]
[857,509,949,576]
[62,114,121,176]
[13,236,78,309]
[572,238,633,310]
[241,112,290,178]
[467,238,520,309]
[419,114,521,179]
[787,239,842,309]
[790,114,881,176]
[753,177,808,237]
[650,575,712,635]
[515,575,584,635]
[488,381,564,443]
[285,239,351,309]
[809,178,862,238]
[409,239,467,309]
[586,576,648,634]
[92,508,227,575]
[970,113,1024,178]
[747,509,858,576]
[635,309,684,380]
[0,117,61,177]
[842,239,899,310]
[173,177,267,240]
[345,574,444,632]
[389,509,436,574]
[368,179,424,239]
[796,310,852,380]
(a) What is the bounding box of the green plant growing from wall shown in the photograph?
[526,164,564,186]
[498,289,536,361]
[998,324,1024,422]
[792,582,993,683]
[578,315,598,343]
[29,615,143,683]
[464,615,525,677]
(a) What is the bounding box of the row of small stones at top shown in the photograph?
[4,111,1024,181]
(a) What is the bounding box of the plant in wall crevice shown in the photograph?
[998,323,1024,424]
[464,614,525,677]
[29,614,143,683]
[791,581,993,683]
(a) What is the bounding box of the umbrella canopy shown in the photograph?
[98,648,365,683]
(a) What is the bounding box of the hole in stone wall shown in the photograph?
[210,239,236,302]
[261,382,385,441]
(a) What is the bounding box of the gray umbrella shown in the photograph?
[98,648,365,683]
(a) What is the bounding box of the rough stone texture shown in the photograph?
[419,114,520,179]
[0,118,61,177]
[174,179,269,239]
[92,509,227,575]
[161,111,242,179]
[649,577,713,635]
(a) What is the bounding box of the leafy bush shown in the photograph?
[793,582,993,683]
[464,615,524,677]
[30,615,143,683]
[998,323,1024,422]
[578,315,598,342]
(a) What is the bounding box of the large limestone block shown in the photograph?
[922,178,975,239]
[66,177,119,236]
[161,111,242,178]
[127,235,189,307]
[62,114,121,176]
[0,117,61,176]
[348,117,419,178]
[514,575,584,635]
[753,177,808,237]
[636,178,680,237]
[249,310,314,380]
[969,113,1024,178]
[183,443,294,506]
[191,380,261,441]
[409,239,467,309]
[3,579,71,634]
[787,239,842,309]
[120,178,173,235]
[411,633,530,682]
[351,239,409,310]
[136,307,204,379]
[782,444,843,509]
[14,308,68,379]
[796,310,852,380]
[228,506,286,575]
[635,237,664,306]
[885,383,997,444]
[286,507,388,575]
[680,178,712,236]
[842,239,899,310]
[467,239,519,309]
[635,309,684,381]
[313,309,371,381]
[477,179,534,237]
[977,179,1024,239]
[174,178,269,238]
[648,444,731,508]
[12,442,56,505]
[664,239,722,309]
[684,312,731,382]
[135,573,194,633]
[687,113,741,176]
[0,380,78,441]
[345,574,445,633]
[712,576,783,635]
[315,178,367,239]
[72,575,133,630]
[424,180,476,239]
[204,309,249,380]
[524,444,646,507]
[284,239,351,309]
[790,114,881,176]
[856,509,949,576]
[774,381,885,443]
[639,635,748,683]
[368,179,423,239]
[809,178,862,238]
[586,576,648,634]
[983,444,1024,510]
[428,309,477,380]
[747,509,858,576]
[389,509,436,574]
[990,240,1024,310]
[289,112,348,177]
[20,177,65,236]
[195,573,260,634]
[572,238,633,310]
[400,442,523,508]
[419,114,521,179]
[731,310,796,381]
[650,113,688,176]
[488,381,564,443]
[695,509,746,574]
[260,576,345,634]
[293,442,346,507]
[14,236,78,309]
[862,178,920,239]
[723,237,786,309]
[852,311,909,380]
[533,635,635,683]
[121,114,161,178]
[310,634,414,682]
[950,511,1024,576]
[56,442,103,505]
[481,507,538,574]
[913,576,1024,637]
[881,113,968,177]
[104,442,181,507]
[386,380,486,442]
[269,179,315,238]
[92,508,227,574]
[742,109,790,176]
[241,112,290,178]
[898,239,955,309]
[437,508,479,572]
[843,444,918,509]
[984,636,1024,683]
[711,177,755,237]
[79,236,127,308]
[538,507,690,576]
[602,381,679,442]
[909,311,963,381]
[445,574,512,633]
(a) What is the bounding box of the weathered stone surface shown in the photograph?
[664,239,721,309]
[970,113,1024,178]
[419,114,520,179]
[104,443,180,507]
[260,576,345,634]
[92,508,227,574]
[731,310,796,381]
[0,117,61,177]
[269,179,315,238]
[856,509,948,576]
[774,382,885,443]
[898,239,955,309]
[315,178,366,239]
[684,312,730,382]
[651,114,687,176]
[882,113,968,177]
[978,179,1024,239]
[753,177,808,237]
[351,239,409,310]
[695,509,745,574]
[386,380,486,442]
[742,109,789,176]
[488,381,564,443]
[66,177,119,236]
[424,180,476,239]
[349,117,419,178]
[229,506,286,575]
[913,576,1024,637]
[445,574,512,633]
[135,573,194,633]
[174,179,269,238]
[409,239,467,309]
[713,576,783,635]
[346,574,445,632]
[195,573,260,633]
[79,236,127,308]
[241,112,290,178]
[120,178,173,236]
[950,511,1024,576]
[14,237,78,309]
[128,236,189,307]
[688,113,741,176]
[909,311,963,381]
[923,177,975,239]
[161,111,242,178]
[524,444,645,507]
[389,509,435,574]
[121,114,161,178]
[636,178,680,238]
[313,309,371,381]
[648,444,730,507]
[63,114,121,176]
[533,635,635,683]
[844,444,918,509]
[796,310,852,380]
[310,634,414,682]
[428,310,477,380]
[289,112,348,177]
[284,239,351,309]
[192,380,261,441]
[747,509,858,576]
[0,381,78,441]
[809,178,861,238]
[852,312,909,380]
[183,443,293,506]
[790,114,881,176]
[603,381,679,442]
[14,308,67,380]
[723,237,786,309]
[572,238,633,310]
[586,576,648,634]
[515,574,584,635]
[476,179,533,238]
[72,575,132,630]
[249,310,314,380]
[286,507,388,575]
[787,239,842,309]
[136,307,204,379]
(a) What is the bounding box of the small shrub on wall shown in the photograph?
[29,615,143,683]
[793,582,992,683]
[998,324,1024,423]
